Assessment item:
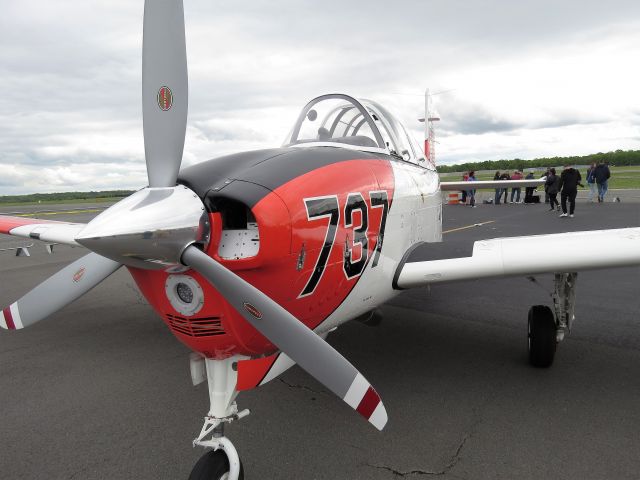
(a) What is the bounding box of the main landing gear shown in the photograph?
[527,272,577,368]
[189,354,249,480]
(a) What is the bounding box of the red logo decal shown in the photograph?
[73,267,86,283]
[243,302,262,319]
[157,86,173,111]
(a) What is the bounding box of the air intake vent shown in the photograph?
[166,314,225,337]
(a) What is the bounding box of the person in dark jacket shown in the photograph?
[586,162,597,202]
[493,171,502,205]
[524,171,536,203]
[545,168,560,211]
[558,164,582,217]
[593,161,611,202]
[542,168,551,203]
[499,171,510,203]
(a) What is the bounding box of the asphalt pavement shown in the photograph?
[0,201,639,479]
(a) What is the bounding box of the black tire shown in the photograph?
[189,450,245,480]
[528,305,557,368]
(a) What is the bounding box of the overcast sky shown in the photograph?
[1,0,640,194]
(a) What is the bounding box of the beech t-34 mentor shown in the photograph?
[2,2,640,479]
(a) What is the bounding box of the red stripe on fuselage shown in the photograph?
[356,386,381,419]
[3,307,16,330]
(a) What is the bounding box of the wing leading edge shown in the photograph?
[395,228,640,289]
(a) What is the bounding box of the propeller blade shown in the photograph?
[1,253,121,330]
[181,246,388,430]
[142,0,188,188]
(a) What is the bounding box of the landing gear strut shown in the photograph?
[527,272,577,368]
[189,355,249,480]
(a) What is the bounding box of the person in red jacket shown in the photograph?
[510,170,523,203]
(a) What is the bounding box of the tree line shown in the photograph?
[437,149,640,173]
[0,190,135,204]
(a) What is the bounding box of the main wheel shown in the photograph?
[189,450,245,480]
[528,305,557,368]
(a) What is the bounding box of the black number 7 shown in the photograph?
[369,190,389,268]
[299,196,340,298]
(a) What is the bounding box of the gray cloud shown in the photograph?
[1,0,640,193]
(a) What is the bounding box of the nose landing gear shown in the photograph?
[190,420,246,480]
[189,354,250,480]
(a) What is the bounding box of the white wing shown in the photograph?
[395,228,640,289]
[440,179,545,191]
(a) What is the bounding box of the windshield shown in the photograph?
[284,94,387,151]
[361,100,427,165]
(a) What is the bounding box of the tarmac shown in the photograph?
[0,200,639,479]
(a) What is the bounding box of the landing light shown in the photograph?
[165,275,204,316]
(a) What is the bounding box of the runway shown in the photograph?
[1,201,639,479]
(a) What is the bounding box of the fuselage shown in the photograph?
[128,146,442,359]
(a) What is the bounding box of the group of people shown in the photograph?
[543,161,610,217]
[458,161,612,218]
[586,161,611,203]
[492,170,527,204]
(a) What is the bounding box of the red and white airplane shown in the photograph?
[2,2,639,479]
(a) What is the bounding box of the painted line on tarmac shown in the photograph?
[15,209,102,217]
[443,220,495,234]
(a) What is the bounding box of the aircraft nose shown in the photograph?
[76,186,209,269]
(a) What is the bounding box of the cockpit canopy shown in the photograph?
[284,94,428,166]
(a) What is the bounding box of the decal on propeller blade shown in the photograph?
[243,302,263,319]
[73,267,86,283]
[157,86,173,111]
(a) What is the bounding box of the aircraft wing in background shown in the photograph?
[440,179,545,191]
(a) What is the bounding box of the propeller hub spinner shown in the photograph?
[76,186,209,269]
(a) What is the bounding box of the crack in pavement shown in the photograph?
[365,372,502,479]
[366,433,469,477]
[367,463,441,476]
[277,378,327,396]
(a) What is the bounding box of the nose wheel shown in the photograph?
[189,448,245,480]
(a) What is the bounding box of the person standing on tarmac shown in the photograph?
[558,164,583,218]
[524,170,536,203]
[586,162,597,202]
[545,168,561,212]
[499,171,510,203]
[467,170,477,208]
[594,161,611,202]
[493,171,502,205]
[461,171,469,205]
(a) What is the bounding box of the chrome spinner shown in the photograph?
[76,185,209,269]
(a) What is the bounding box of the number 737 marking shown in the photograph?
[299,191,389,298]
